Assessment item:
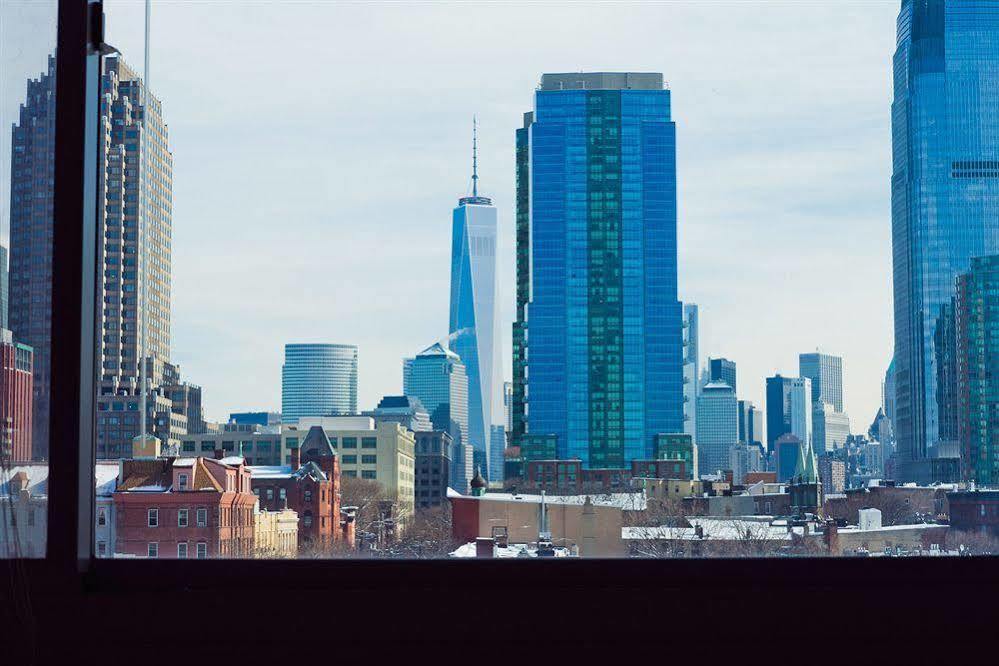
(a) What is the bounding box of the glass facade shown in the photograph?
[281,343,357,422]
[682,303,699,439]
[799,353,843,412]
[519,73,683,469]
[891,0,999,479]
[695,382,737,476]
[449,196,501,482]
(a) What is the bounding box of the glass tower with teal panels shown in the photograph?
[517,72,683,469]
[891,1,999,480]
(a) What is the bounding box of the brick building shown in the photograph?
[114,449,257,559]
[414,430,452,510]
[0,329,33,462]
[249,425,347,548]
[947,489,999,535]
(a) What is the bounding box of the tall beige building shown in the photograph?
[95,57,175,459]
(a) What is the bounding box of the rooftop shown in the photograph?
[447,487,647,511]
[539,72,664,91]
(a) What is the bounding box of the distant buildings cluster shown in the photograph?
[4,0,999,559]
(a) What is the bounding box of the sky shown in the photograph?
[4,1,901,431]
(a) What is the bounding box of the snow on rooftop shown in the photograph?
[446,487,647,510]
[248,465,294,479]
[173,458,196,467]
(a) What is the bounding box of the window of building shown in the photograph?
[362,470,377,480]
[302,512,313,528]
[177,543,188,559]
[304,490,312,502]
[178,508,189,527]
[196,508,207,527]
[196,543,207,559]
[147,543,158,558]
[342,437,357,449]
[178,474,188,490]
[147,508,159,527]
[362,454,377,465]
[266,488,274,500]
[361,437,377,449]
[343,455,357,464]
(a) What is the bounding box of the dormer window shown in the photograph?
[178,473,188,490]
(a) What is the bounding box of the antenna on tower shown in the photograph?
[472,114,478,197]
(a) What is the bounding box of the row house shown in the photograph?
[114,446,257,559]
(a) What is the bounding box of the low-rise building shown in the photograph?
[253,502,298,558]
[282,418,415,521]
[947,489,999,535]
[180,429,283,466]
[113,445,257,559]
[414,430,452,510]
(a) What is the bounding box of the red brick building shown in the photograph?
[948,490,999,534]
[250,425,348,548]
[0,330,33,462]
[114,454,257,559]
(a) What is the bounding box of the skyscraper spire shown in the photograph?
[472,114,478,197]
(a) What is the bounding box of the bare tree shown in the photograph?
[340,476,391,534]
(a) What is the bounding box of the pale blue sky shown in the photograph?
[6,1,900,431]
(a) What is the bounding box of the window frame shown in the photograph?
[4,2,989,629]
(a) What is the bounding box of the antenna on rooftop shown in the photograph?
[472,114,479,197]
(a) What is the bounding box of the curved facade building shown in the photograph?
[891,0,999,480]
[281,344,357,423]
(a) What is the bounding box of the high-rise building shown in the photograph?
[682,303,699,439]
[503,381,512,433]
[765,374,794,453]
[489,424,506,484]
[799,352,843,412]
[774,433,802,484]
[363,395,433,433]
[788,377,813,450]
[695,382,738,476]
[737,399,764,447]
[813,402,851,453]
[403,343,469,474]
[0,329,33,462]
[281,344,358,423]
[513,72,683,469]
[708,358,737,393]
[0,245,8,331]
[9,56,56,460]
[449,122,501,481]
[951,255,999,484]
[891,0,999,482]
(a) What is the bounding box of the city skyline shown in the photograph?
[3,2,899,426]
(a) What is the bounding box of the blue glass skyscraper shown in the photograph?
[515,72,683,469]
[449,121,502,481]
[891,0,999,481]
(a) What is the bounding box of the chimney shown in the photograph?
[824,519,839,555]
[475,537,495,558]
[214,448,225,460]
[290,446,300,470]
[694,524,704,539]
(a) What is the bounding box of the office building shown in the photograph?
[682,303,699,439]
[789,377,813,449]
[229,412,282,427]
[282,418,415,520]
[181,429,283,466]
[0,245,7,330]
[696,382,738,476]
[813,402,851,453]
[654,433,697,479]
[449,121,502,483]
[709,358,737,393]
[891,0,999,482]
[737,400,764,448]
[8,57,56,460]
[952,255,999,484]
[363,395,432,433]
[774,433,802,484]
[799,352,843,412]
[403,343,468,467]
[490,424,506,485]
[514,72,683,469]
[503,381,513,433]
[0,330,33,462]
[765,374,794,453]
[414,430,453,510]
[281,343,358,423]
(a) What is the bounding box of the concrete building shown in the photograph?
[695,382,738,476]
[362,395,432,433]
[682,303,699,439]
[813,402,851,453]
[818,455,846,494]
[414,430,452,510]
[180,429,283,466]
[0,329,33,462]
[799,352,844,412]
[449,489,644,557]
[281,343,358,423]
